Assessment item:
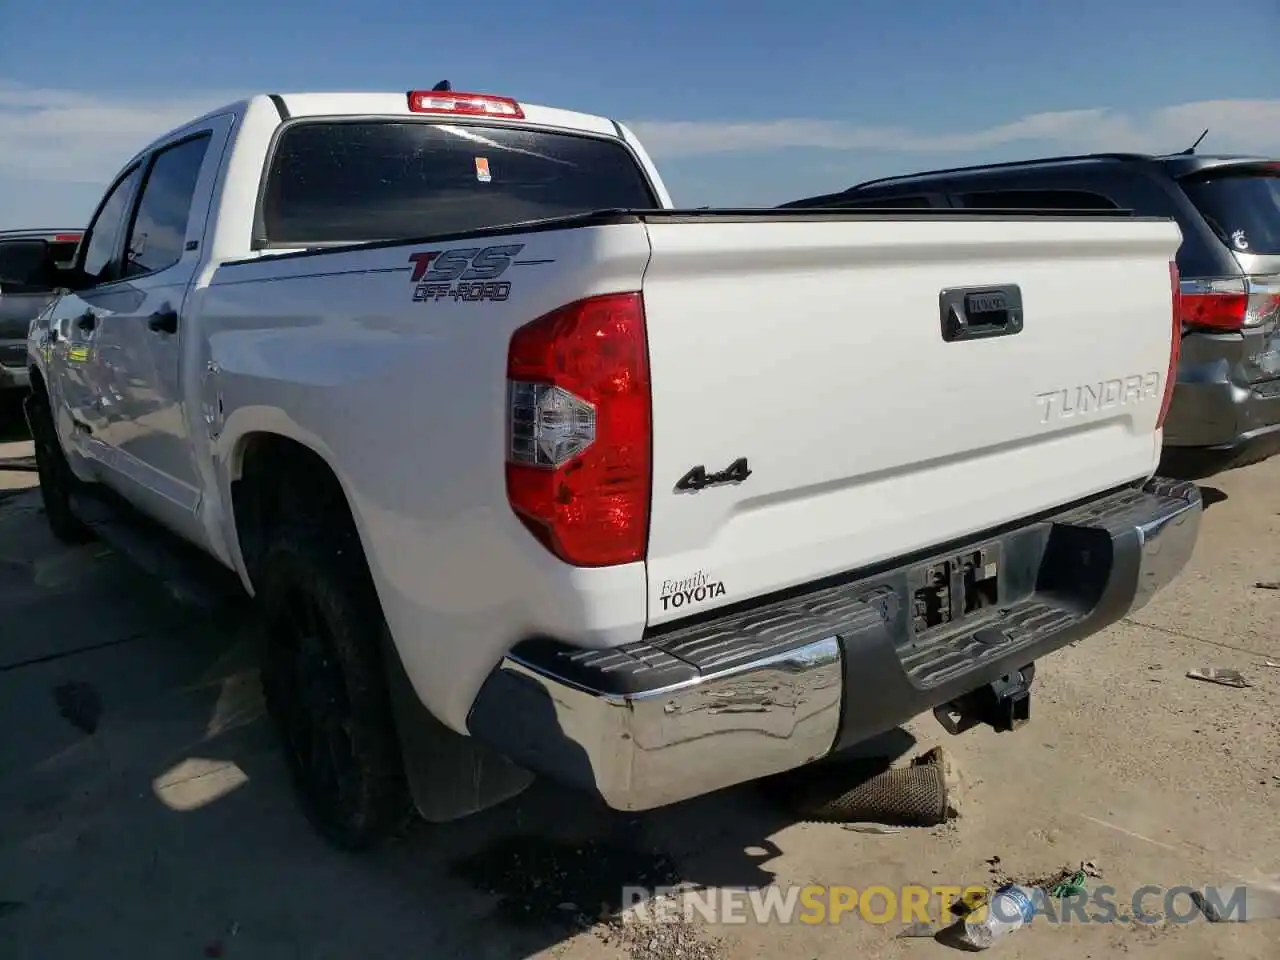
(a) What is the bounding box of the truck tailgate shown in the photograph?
[640,214,1181,624]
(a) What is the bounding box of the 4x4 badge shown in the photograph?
[675,457,752,492]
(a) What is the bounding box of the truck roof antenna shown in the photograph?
[431,80,451,92]
[1180,128,1209,155]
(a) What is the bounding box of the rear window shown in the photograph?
[1180,169,1280,255]
[261,121,658,246]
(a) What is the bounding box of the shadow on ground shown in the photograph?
[1197,485,1228,510]
[0,489,901,959]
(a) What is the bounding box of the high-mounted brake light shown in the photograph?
[1158,262,1181,430]
[53,234,81,243]
[505,293,651,567]
[407,90,524,119]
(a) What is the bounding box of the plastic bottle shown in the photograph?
[958,884,1037,949]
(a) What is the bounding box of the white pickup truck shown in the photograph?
[16,87,1202,850]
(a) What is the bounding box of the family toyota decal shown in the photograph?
[658,570,727,611]
[408,243,553,303]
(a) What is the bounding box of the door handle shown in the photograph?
[75,311,97,332]
[148,307,178,334]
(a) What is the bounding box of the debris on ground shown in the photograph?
[1186,667,1251,689]
[450,835,679,928]
[1047,869,1088,899]
[895,920,937,938]
[984,859,1104,896]
[912,745,966,819]
[596,899,725,960]
[839,824,903,835]
[951,884,1038,949]
[1264,660,1280,669]
[1191,882,1280,923]
[1253,581,1280,591]
[771,745,961,827]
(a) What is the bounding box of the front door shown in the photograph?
[89,123,228,543]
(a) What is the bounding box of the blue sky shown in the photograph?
[1,0,1278,225]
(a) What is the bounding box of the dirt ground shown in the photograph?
[1,400,1278,959]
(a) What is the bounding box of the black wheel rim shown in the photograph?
[269,585,360,823]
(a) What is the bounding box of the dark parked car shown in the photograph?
[783,153,1280,477]
[0,228,82,393]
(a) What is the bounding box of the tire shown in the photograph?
[24,392,92,545]
[256,525,411,851]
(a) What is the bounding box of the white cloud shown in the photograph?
[2,81,1277,193]
[0,81,245,183]
[627,99,1280,159]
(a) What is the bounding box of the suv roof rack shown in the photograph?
[846,152,1153,193]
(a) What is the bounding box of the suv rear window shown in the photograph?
[261,121,658,246]
[957,189,1120,210]
[798,194,935,209]
[1180,169,1280,255]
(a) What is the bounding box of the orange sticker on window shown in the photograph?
[475,157,491,183]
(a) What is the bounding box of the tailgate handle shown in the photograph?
[940,285,1023,342]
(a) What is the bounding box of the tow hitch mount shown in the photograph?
[933,664,1034,735]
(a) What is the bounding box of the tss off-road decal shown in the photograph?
[409,243,526,303]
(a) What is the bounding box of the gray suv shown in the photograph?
[784,154,1280,478]
[0,229,83,393]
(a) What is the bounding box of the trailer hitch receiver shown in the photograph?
[933,665,1034,735]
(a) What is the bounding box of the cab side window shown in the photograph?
[123,134,212,278]
[80,166,143,286]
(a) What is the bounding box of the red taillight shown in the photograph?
[1158,262,1181,430]
[505,293,651,567]
[1180,290,1249,332]
[407,90,524,119]
[1178,276,1280,333]
[53,234,81,243]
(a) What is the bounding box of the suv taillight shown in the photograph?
[1158,262,1181,430]
[1179,276,1280,332]
[505,292,652,567]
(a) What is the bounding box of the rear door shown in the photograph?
[1177,167,1280,383]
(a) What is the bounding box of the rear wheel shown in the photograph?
[24,390,92,545]
[256,525,411,851]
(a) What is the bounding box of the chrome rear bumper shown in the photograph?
[468,478,1201,811]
